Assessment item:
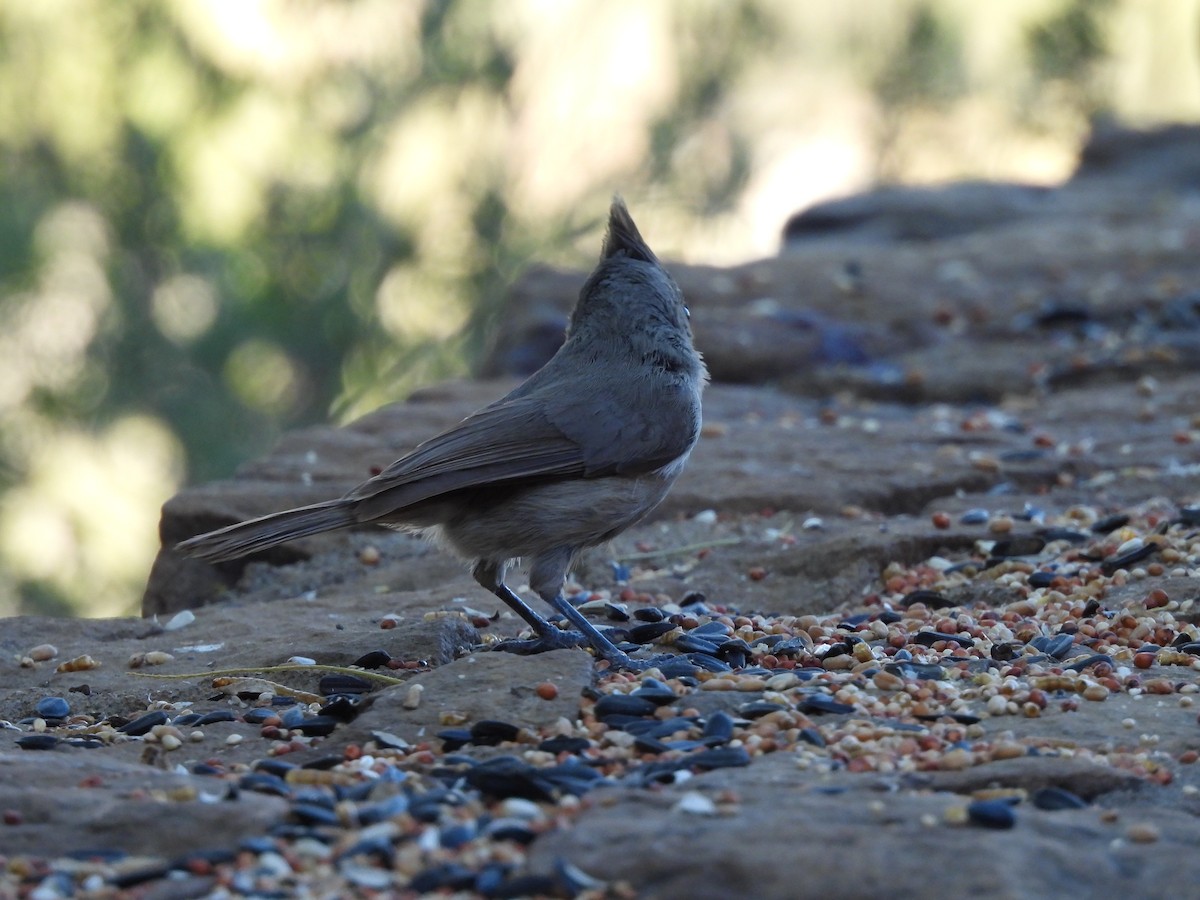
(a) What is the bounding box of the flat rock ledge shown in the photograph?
[6,138,1200,896]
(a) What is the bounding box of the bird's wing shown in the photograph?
[344,395,587,519]
[345,363,700,521]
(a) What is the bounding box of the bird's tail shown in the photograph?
[175,500,357,563]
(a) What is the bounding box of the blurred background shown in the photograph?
[1,0,1198,617]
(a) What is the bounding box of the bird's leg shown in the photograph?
[472,560,557,634]
[489,583,590,653]
[472,559,587,652]
[523,548,642,668]
[541,589,640,668]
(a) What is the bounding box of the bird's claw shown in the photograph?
[491,630,591,655]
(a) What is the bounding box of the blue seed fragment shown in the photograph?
[672,633,721,655]
[352,649,391,669]
[738,701,788,719]
[35,696,70,719]
[290,803,340,826]
[254,758,297,778]
[1037,527,1089,543]
[537,735,591,754]
[409,863,477,893]
[688,746,752,770]
[799,694,856,715]
[692,620,733,637]
[317,696,362,721]
[1027,571,1056,588]
[594,694,657,719]
[318,673,373,696]
[239,773,291,798]
[685,653,732,673]
[968,799,1017,829]
[701,711,735,744]
[884,662,946,681]
[630,678,677,706]
[798,727,826,748]
[116,710,170,735]
[279,706,307,728]
[16,734,60,751]
[440,823,476,849]
[293,715,340,737]
[1063,653,1113,672]
[626,621,675,643]
[437,729,473,752]
[900,590,954,609]
[912,631,973,648]
[1028,633,1076,660]
[1032,787,1088,810]
[483,820,537,845]
[1091,513,1130,534]
[470,720,521,745]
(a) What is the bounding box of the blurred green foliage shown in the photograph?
[1024,0,1115,122]
[0,0,1195,617]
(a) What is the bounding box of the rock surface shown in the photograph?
[4,124,1200,897]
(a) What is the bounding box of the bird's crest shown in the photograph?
[601,196,659,265]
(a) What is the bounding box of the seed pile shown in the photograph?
[3,502,1199,896]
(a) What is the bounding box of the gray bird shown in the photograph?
[177,198,706,668]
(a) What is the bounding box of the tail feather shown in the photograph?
[175,500,357,563]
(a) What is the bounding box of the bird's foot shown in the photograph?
[491,629,591,655]
[490,637,701,677]
[600,652,701,677]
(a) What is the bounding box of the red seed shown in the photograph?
[2,809,21,826]
[747,567,767,582]
[535,682,559,700]
[931,511,951,530]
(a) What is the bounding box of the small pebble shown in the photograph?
[1125,822,1160,843]
[56,655,100,673]
[988,515,1014,534]
[675,791,718,816]
[164,610,195,631]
